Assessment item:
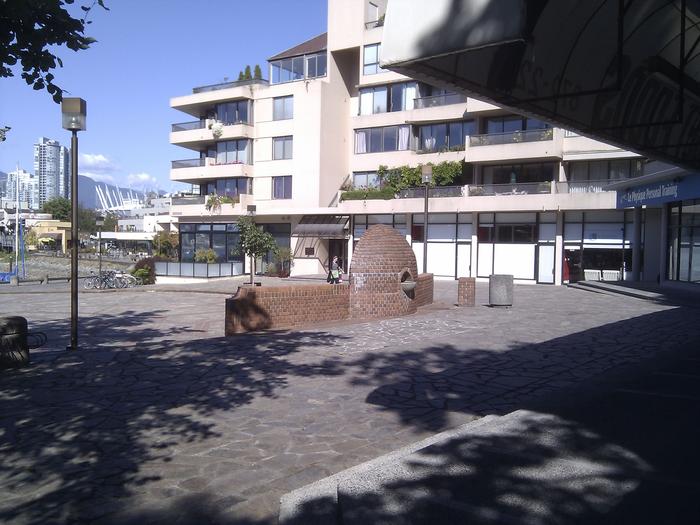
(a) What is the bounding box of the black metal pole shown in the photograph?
[423,183,429,273]
[98,227,102,277]
[70,130,79,350]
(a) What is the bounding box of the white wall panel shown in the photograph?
[538,245,555,283]
[494,244,536,279]
[477,243,494,277]
[457,244,471,277]
[427,243,456,277]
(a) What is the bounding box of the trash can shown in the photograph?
[0,316,30,369]
[489,274,513,307]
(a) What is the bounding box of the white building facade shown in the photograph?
[169,0,651,284]
[6,168,39,210]
[34,137,70,205]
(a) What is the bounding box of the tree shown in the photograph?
[253,64,262,80]
[154,231,179,260]
[102,212,118,232]
[244,65,252,80]
[0,0,109,103]
[237,71,245,81]
[42,197,71,221]
[237,216,276,284]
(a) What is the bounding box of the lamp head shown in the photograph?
[421,164,432,184]
[61,98,87,131]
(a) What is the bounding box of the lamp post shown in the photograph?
[421,165,432,274]
[96,215,104,278]
[62,98,87,351]
[247,205,256,285]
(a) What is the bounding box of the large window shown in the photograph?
[270,52,327,84]
[359,82,417,115]
[179,223,244,263]
[668,200,700,283]
[273,136,293,160]
[272,176,292,199]
[273,96,293,120]
[569,159,641,183]
[216,100,250,124]
[200,178,251,197]
[363,43,385,75]
[485,116,549,134]
[216,140,250,164]
[353,171,380,188]
[355,125,410,153]
[482,163,555,185]
[417,121,475,152]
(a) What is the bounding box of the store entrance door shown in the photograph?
[328,239,348,273]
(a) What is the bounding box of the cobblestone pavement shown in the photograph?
[1,282,699,523]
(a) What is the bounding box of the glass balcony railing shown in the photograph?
[469,128,554,146]
[555,180,612,194]
[413,93,468,109]
[192,78,267,94]
[171,121,205,132]
[468,182,552,196]
[171,195,206,205]
[171,159,205,169]
[364,17,385,29]
[397,186,465,198]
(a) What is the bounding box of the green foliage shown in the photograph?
[237,71,245,81]
[272,246,294,277]
[253,64,263,80]
[132,257,155,284]
[194,248,218,263]
[154,231,179,260]
[340,187,396,201]
[24,228,38,248]
[244,65,252,80]
[102,212,118,232]
[237,216,277,259]
[0,0,109,103]
[205,193,239,213]
[42,197,71,221]
[431,161,463,186]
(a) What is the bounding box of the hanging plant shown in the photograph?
[210,121,224,139]
[205,194,222,214]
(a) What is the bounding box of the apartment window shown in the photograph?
[305,52,327,78]
[359,86,387,115]
[216,100,250,124]
[200,178,250,197]
[355,125,410,153]
[482,163,555,184]
[273,96,294,120]
[363,43,384,75]
[390,82,417,112]
[273,136,293,160]
[353,171,380,188]
[271,52,327,84]
[418,121,475,152]
[272,176,292,199]
[359,82,417,115]
[485,116,550,134]
[569,159,641,183]
[216,139,250,164]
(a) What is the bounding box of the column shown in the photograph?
[554,211,564,285]
[631,206,642,281]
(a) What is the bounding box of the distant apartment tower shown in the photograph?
[6,168,39,210]
[34,137,70,205]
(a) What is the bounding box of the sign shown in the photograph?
[617,174,700,208]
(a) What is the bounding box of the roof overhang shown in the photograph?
[382,0,700,170]
[292,215,349,238]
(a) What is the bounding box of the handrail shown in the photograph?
[171,159,205,169]
[171,121,205,132]
[413,93,468,109]
[468,182,552,196]
[469,128,553,146]
[192,78,267,94]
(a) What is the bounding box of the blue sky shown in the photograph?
[0,0,327,193]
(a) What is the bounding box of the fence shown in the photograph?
[155,261,244,278]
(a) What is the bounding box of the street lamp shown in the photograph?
[96,215,104,278]
[247,204,256,285]
[421,165,432,274]
[62,97,86,351]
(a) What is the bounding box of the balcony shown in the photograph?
[467,182,553,196]
[465,128,563,163]
[397,185,465,198]
[170,121,253,149]
[192,78,267,94]
[413,93,468,109]
[170,158,254,183]
[170,193,254,218]
[555,180,611,194]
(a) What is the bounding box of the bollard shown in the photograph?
[489,274,513,307]
[9,275,19,286]
[457,277,476,306]
[44,274,50,285]
[0,316,30,369]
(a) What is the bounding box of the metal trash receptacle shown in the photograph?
[489,274,513,307]
[0,316,29,368]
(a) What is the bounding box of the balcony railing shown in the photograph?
[469,128,554,147]
[397,186,465,198]
[468,182,552,196]
[171,121,205,132]
[171,159,205,169]
[364,17,385,29]
[192,78,267,94]
[415,144,465,155]
[171,195,206,205]
[556,180,611,194]
[413,93,469,109]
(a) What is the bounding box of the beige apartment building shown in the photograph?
[168,0,655,285]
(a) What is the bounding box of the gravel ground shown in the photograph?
[0,254,132,280]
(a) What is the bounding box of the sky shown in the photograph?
[0,0,328,193]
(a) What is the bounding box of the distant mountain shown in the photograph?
[77,175,146,210]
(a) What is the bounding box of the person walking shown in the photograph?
[329,255,341,284]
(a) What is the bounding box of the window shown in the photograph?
[179,223,244,263]
[363,43,384,75]
[215,140,250,164]
[272,176,292,199]
[270,52,326,84]
[359,82,417,115]
[273,136,293,160]
[355,125,410,153]
[482,163,555,185]
[485,116,549,134]
[353,171,379,188]
[200,178,250,197]
[273,96,293,120]
[216,100,250,124]
[568,159,641,182]
[390,82,417,111]
[359,86,387,115]
[418,121,474,152]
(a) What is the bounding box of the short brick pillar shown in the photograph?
[457,277,476,307]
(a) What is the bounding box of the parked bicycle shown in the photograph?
[83,270,142,290]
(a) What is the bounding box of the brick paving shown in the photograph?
[1,281,699,523]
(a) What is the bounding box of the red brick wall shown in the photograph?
[414,274,434,307]
[225,284,349,334]
[457,277,476,306]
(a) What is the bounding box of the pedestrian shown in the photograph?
[329,255,340,284]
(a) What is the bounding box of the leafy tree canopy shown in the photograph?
[237,216,276,259]
[0,0,109,103]
[42,196,71,221]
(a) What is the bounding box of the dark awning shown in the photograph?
[382,0,700,170]
[293,215,349,238]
